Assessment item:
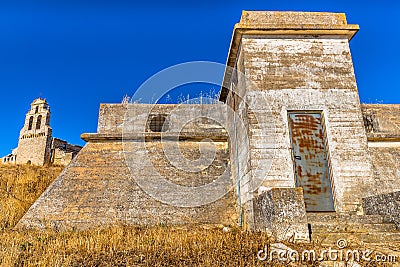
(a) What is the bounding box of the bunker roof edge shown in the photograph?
[219,11,360,102]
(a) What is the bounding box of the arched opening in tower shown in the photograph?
[36,115,42,130]
[28,116,34,130]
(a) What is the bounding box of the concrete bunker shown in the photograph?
[14,12,400,245]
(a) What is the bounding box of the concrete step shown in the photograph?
[307,212,388,224]
[310,222,398,233]
[307,212,400,248]
[312,232,400,246]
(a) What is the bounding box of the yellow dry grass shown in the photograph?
[0,164,63,230]
[0,226,275,266]
[0,165,385,267]
[0,165,275,266]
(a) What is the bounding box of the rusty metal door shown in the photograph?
[288,112,335,212]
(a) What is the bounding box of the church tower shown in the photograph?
[16,98,53,165]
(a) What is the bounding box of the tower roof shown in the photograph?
[219,11,360,102]
[31,98,48,106]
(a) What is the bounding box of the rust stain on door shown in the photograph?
[288,112,334,212]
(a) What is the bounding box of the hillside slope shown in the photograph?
[0,165,63,229]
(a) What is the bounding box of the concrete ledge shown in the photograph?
[240,11,349,27]
[367,136,400,142]
[81,132,229,142]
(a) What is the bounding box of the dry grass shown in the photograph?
[0,226,275,266]
[0,164,63,230]
[0,165,387,267]
[0,164,276,266]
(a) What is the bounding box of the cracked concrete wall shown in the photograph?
[362,104,400,195]
[17,103,238,229]
[17,11,400,232]
[222,12,376,230]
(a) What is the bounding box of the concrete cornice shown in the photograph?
[81,132,229,142]
[367,136,400,142]
[219,11,360,102]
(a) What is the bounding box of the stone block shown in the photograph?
[362,191,400,228]
[253,187,310,243]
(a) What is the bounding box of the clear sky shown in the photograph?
[0,0,399,156]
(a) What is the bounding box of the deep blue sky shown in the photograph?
[0,0,399,156]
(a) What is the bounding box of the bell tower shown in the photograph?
[16,98,53,165]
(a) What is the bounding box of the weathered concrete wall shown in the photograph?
[361,104,400,139]
[241,88,376,212]
[363,191,400,228]
[221,11,375,232]
[225,46,255,227]
[97,104,127,135]
[17,103,238,229]
[368,146,400,194]
[362,104,400,195]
